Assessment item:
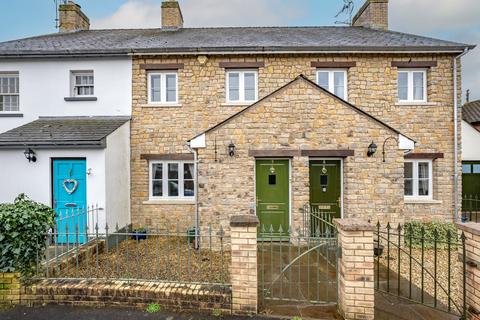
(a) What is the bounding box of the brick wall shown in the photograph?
[0,272,21,306]
[334,219,375,320]
[130,53,459,229]
[457,222,480,319]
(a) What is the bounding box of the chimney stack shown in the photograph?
[59,1,90,32]
[162,0,184,29]
[352,0,388,30]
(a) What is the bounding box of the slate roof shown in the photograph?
[0,116,130,148]
[463,100,480,124]
[0,27,473,58]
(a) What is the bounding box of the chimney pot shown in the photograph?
[162,0,184,29]
[59,1,90,33]
[352,0,388,30]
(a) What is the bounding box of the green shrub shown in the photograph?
[0,194,55,278]
[403,220,458,249]
[212,309,222,317]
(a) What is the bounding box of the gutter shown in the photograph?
[453,47,471,220]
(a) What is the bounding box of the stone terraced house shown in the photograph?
[0,0,475,237]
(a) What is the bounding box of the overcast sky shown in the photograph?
[0,0,478,102]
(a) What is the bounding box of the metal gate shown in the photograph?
[258,211,338,308]
[374,222,468,319]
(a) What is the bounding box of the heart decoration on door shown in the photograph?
[63,179,78,194]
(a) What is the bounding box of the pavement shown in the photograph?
[0,305,281,320]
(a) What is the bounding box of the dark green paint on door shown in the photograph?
[256,159,289,237]
[462,161,480,197]
[309,160,341,220]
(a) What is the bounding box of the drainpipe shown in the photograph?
[453,48,470,221]
[186,143,200,249]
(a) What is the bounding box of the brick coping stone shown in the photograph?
[230,215,259,227]
[456,222,480,236]
[333,218,374,231]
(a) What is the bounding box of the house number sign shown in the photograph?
[63,179,78,194]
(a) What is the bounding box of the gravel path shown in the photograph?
[60,236,230,284]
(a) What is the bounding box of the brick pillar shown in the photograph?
[0,272,21,306]
[334,219,375,320]
[230,215,259,315]
[456,222,480,319]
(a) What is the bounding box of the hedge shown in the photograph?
[0,194,55,278]
[403,220,458,249]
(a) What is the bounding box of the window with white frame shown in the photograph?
[71,71,94,97]
[316,69,347,100]
[397,69,427,102]
[404,160,433,199]
[226,70,258,103]
[148,72,178,104]
[149,161,194,199]
[0,73,19,112]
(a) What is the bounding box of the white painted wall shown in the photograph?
[105,122,131,229]
[0,57,132,133]
[0,148,105,207]
[462,120,480,161]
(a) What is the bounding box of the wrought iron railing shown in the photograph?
[374,222,467,319]
[35,215,230,285]
[462,195,480,223]
[302,204,336,237]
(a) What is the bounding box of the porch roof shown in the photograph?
[189,75,415,150]
[0,116,130,149]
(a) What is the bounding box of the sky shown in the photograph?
[0,0,478,102]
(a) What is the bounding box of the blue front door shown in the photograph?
[53,159,87,244]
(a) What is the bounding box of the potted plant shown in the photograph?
[132,227,148,240]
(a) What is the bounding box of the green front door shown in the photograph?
[462,162,480,197]
[256,159,289,237]
[309,160,342,222]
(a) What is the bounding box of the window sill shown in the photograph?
[64,97,98,102]
[395,102,438,106]
[0,113,23,117]
[141,103,182,108]
[221,102,254,107]
[143,199,195,205]
[404,198,442,204]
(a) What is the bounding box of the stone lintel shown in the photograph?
[301,149,354,157]
[391,61,438,68]
[140,153,194,160]
[311,61,357,68]
[140,63,184,70]
[404,152,444,159]
[219,62,265,69]
[230,215,259,228]
[334,218,374,232]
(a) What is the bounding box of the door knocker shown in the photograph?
[63,179,78,194]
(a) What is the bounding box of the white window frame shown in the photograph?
[0,72,20,112]
[70,70,95,97]
[225,69,258,104]
[147,71,178,105]
[404,159,433,200]
[397,69,427,103]
[149,160,195,200]
[315,69,348,101]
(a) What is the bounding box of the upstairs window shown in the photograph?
[316,69,347,100]
[397,69,426,102]
[226,70,258,103]
[71,71,94,97]
[0,73,19,112]
[148,72,178,104]
[404,160,432,199]
[149,161,194,200]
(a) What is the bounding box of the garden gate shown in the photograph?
[258,206,338,308]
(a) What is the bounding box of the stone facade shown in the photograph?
[130,53,460,230]
[161,0,183,29]
[334,219,375,320]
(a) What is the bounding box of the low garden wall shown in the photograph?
[0,272,21,305]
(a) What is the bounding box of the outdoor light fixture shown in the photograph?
[228,142,236,157]
[381,136,399,162]
[24,148,37,163]
[367,142,377,157]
